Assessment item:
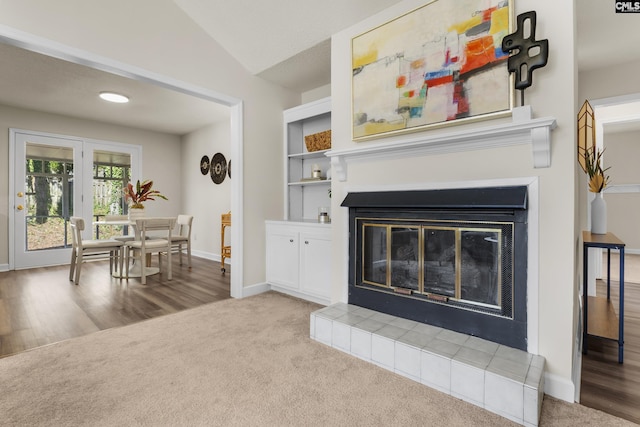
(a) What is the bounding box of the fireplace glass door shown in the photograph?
[361,221,503,310]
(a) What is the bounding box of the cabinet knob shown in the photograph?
[305,241,309,244]
[289,239,294,243]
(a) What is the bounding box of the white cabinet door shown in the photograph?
[266,227,299,290]
[299,232,331,299]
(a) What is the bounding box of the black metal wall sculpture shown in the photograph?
[502,11,549,106]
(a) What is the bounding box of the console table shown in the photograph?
[582,231,625,363]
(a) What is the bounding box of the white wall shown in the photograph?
[0,0,301,287]
[330,0,578,401]
[302,84,331,104]
[580,58,640,101]
[0,103,183,266]
[180,121,231,259]
[602,130,640,250]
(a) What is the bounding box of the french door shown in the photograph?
[11,131,84,268]
[10,130,140,269]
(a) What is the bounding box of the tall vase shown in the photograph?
[591,192,607,234]
[128,206,145,222]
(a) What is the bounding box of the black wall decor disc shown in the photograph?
[210,152,227,184]
[200,155,210,175]
[227,159,231,179]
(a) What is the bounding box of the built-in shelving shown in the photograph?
[283,97,331,221]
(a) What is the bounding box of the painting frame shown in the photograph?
[351,0,515,141]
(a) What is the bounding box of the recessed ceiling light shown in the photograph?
[99,92,129,103]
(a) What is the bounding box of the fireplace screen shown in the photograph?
[361,221,508,312]
[343,186,527,349]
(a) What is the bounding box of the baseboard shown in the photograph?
[190,250,231,266]
[269,285,331,306]
[544,371,576,403]
[0,264,9,272]
[241,282,271,298]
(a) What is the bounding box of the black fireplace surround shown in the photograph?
[342,186,528,350]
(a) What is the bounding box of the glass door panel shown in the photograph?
[92,149,131,239]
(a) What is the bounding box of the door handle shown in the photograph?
[17,192,23,197]
[16,204,24,211]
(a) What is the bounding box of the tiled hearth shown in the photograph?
[310,303,545,426]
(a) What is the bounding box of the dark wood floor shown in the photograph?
[580,253,640,424]
[0,256,230,358]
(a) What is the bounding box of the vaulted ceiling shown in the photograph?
[0,0,637,135]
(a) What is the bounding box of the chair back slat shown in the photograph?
[70,216,85,249]
[176,214,194,238]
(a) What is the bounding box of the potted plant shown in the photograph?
[579,146,610,234]
[123,179,167,219]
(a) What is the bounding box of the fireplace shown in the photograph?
[341,186,528,350]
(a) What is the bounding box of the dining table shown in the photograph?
[93,216,174,278]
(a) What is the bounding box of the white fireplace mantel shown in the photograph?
[326,106,557,182]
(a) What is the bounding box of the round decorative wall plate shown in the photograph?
[200,155,210,175]
[210,152,227,184]
[227,159,231,179]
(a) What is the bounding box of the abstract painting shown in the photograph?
[352,0,513,140]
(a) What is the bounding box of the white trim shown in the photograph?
[327,107,556,181]
[342,176,540,355]
[604,184,640,194]
[270,285,330,306]
[545,372,577,403]
[589,92,640,108]
[0,25,245,299]
[243,282,272,298]
[229,102,244,298]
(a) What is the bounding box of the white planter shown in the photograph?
[128,207,145,222]
[591,192,607,234]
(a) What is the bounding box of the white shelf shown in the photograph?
[288,149,330,160]
[289,179,331,187]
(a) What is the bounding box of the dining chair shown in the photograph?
[69,216,124,285]
[125,217,176,285]
[171,214,193,268]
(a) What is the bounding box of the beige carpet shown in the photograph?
[0,291,634,426]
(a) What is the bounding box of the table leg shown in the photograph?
[583,245,589,354]
[619,246,625,364]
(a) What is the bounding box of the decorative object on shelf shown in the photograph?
[577,100,610,234]
[351,0,513,141]
[210,152,227,184]
[318,207,330,223]
[582,146,610,234]
[123,179,168,220]
[200,155,210,175]
[311,164,322,179]
[502,11,549,106]
[590,192,607,234]
[304,130,331,152]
